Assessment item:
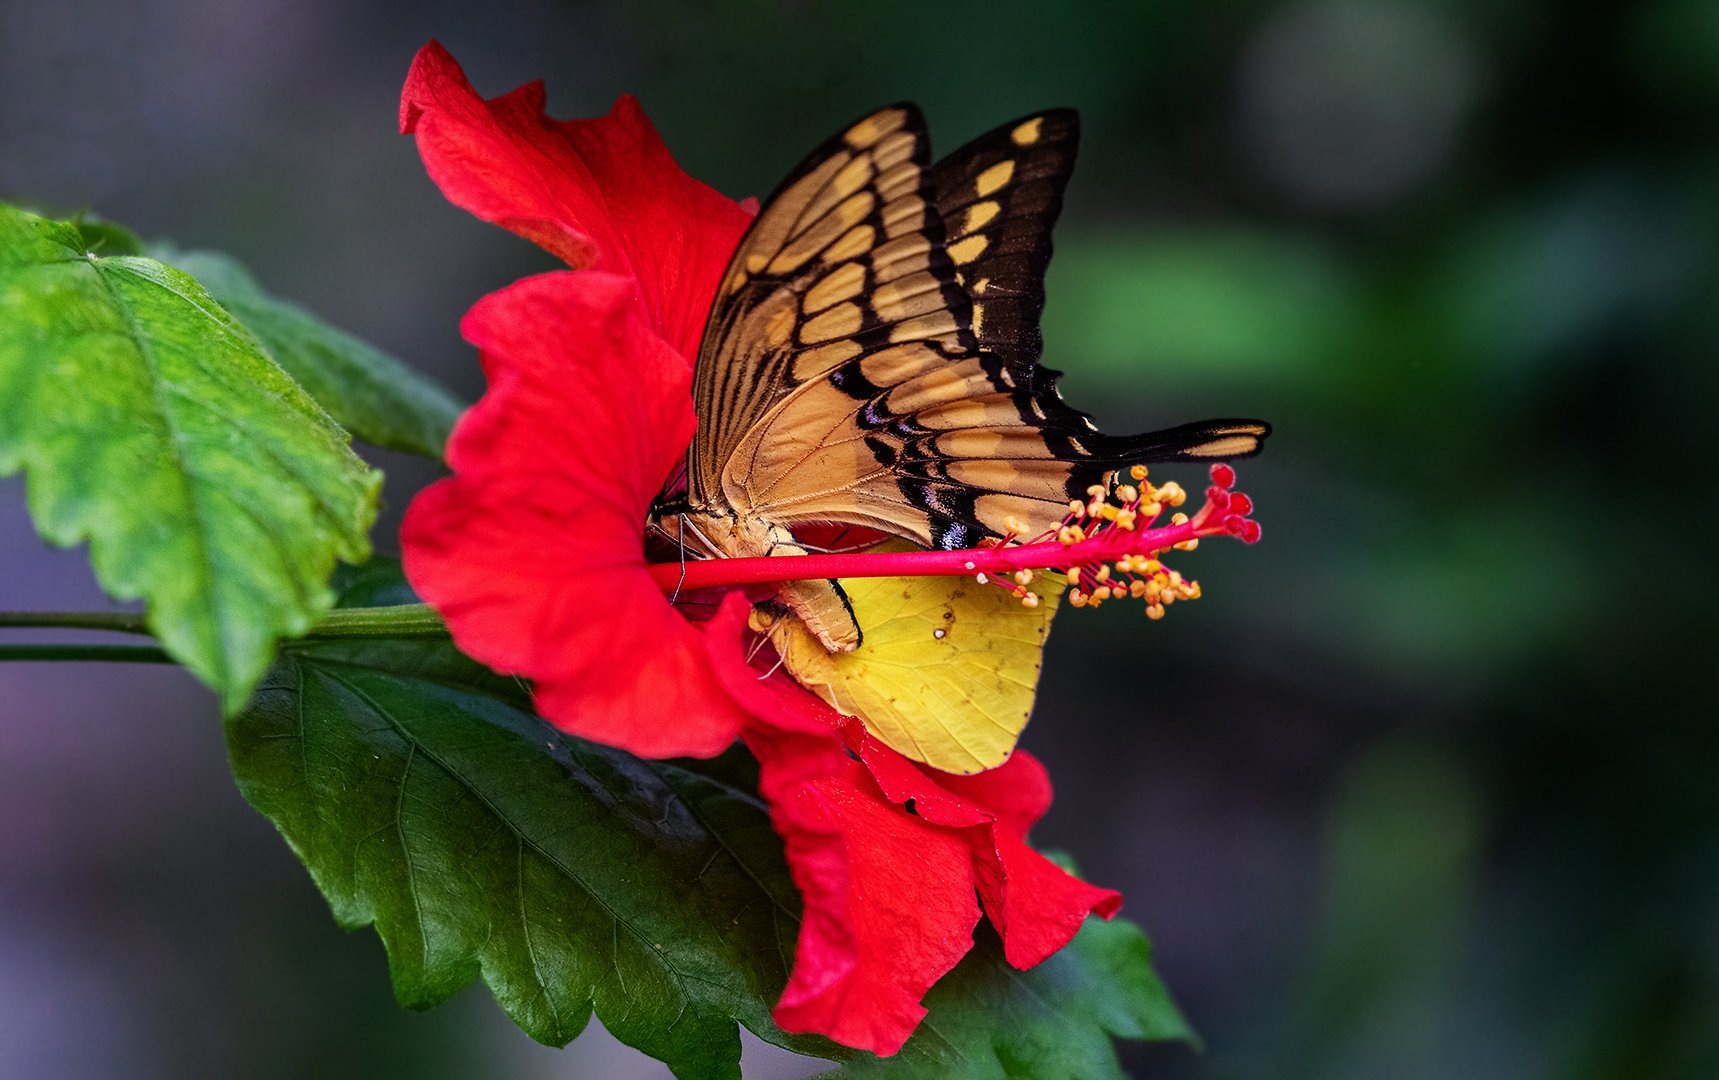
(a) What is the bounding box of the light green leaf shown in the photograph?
[0,202,380,710]
[160,247,466,458]
[228,635,851,1080]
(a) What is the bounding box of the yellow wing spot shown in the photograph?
[972,276,990,295]
[791,339,862,382]
[800,301,863,344]
[972,301,985,338]
[888,310,960,343]
[805,261,867,313]
[1183,435,1264,457]
[831,154,875,200]
[881,195,927,239]
[1011,117,1044,145]
[823,224,876,263]
[947,233,990,265]
[765,303,796,347]
[845,107,909,148]
[962,200,1001,234]
[859,342,941,386]
[975,159,1015,197]
[872,270,944,324]
[872,233,934,282]
[746,255,768,274]
[845,117,882,147]
[873,130,918,171]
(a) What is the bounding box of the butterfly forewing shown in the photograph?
[683,104,1270,554]
[934,109,1079,374]
[690,104,980,508]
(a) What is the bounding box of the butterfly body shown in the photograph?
[652,104,1270,655]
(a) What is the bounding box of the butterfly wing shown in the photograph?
[686,105,1270,551]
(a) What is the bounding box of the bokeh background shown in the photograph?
[3,0,1716,1076]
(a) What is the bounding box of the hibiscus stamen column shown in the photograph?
[646,462,1261,619]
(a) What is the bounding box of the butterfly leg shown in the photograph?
[761,524,862,653]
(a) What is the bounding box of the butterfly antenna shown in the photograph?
[744,628,772,664]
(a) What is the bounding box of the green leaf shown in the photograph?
[159,248,466,458]
[227,636,852,1080]
[828,915,1195,1080]
[72,214,146,256]
[0,202,380,710]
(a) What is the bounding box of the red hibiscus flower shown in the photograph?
[398,40,1121,1055]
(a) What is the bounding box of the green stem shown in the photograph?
[0,611,151,634]
[0,644,174,663]
[299,604,449,639]
[0,603,450,647]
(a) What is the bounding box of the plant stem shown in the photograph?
[0,611,151,634]
[0,644,174,663]
[0,603,452,646]
[300,604,449,639]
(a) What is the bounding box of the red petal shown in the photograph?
[857,734,1122,969]
[402,271,750,758]
[400,41,754,361]
[744,727,980,1056]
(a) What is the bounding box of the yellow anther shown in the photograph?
[1086,484,1107,498]
[1100,503,1120,521]
[1069,590,1087,607]
[1170,570,1184,585]
[1174,538,1200,551]
[1187,581,1202,599]
[1145,559,1162,573]
[1165,483,1187,507]
[1171,512,1189,526]
[1116,485,1138,504]
[1021,591,1040,609]
[1141,501,1162,520]
[1013,570,1033,586]
[1130,465,1148,481]
[1114,508,1137,529]
[1146,603,1164,620]
[1005,515,1028,535]
[1095,565,1111,582]
[1093,586,1112,601]
[975,572,989,584]
[1068,500,1086,518]
[1087,499,1105,518]
[1161,591,1174,605]
[1130,579,1148,598]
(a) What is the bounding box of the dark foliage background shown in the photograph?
[2,0,1715,1076]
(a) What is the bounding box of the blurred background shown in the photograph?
[2,0,1716,1076]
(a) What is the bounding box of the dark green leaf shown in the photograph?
[228,638,851,1080]
[0,202,380,711]
[829,914,1195,1080]
[159,248,467,458]
[72,215,146,256]
[330,554,425,610]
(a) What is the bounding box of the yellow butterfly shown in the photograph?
[760,542,1067,774]
[652,105,1269,770]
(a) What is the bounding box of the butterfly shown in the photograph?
[651,104,1270,654]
